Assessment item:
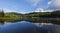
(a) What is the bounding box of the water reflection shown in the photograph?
[0,21,38,33]
[0,21,60,33]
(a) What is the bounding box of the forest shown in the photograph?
[0,10,60,24]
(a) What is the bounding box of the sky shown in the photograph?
[0,0,60,14]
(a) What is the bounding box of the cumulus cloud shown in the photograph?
[34,8,54,12]
[26,0,42,6]
[47,0,51,5]
[35,8,48,12]
[48,0,60,10]
[52,0,60,8]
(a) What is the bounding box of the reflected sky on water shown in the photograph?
[0,21,60,33]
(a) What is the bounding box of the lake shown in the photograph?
[0,21,60,33]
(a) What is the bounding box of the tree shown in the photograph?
[0,9,4,17]
[0,9,4,24]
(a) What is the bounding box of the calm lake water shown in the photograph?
[0,21,60,33]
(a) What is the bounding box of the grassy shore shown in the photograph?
[0,17,17,22]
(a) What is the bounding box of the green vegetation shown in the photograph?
[0,10,60,24]
[26,10,60,18]
[0,12,23,22]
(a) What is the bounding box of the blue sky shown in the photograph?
[0,0,60,14]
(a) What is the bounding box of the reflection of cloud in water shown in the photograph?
[33,23,54,27]
[0,22,38,33]
[0,21,60,33]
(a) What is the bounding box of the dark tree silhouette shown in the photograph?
[0,9,4,24]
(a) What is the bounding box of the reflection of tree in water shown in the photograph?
[24,17,60,25]
[0,9,4,24]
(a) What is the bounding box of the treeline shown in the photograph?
[25,10,60,18]
[40,10,60,18]
[0,10,60,24]
[50,10,60,18]
[0,10,60,18]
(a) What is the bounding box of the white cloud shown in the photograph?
[34,8,54,12]
[26,0,42,6]
[35,8,48,12]
[48,0,60,9]
[48,1,52,5]
[0,8,29,14]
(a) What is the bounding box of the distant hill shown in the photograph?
[0,10,60,24]
[26,10,60,18]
